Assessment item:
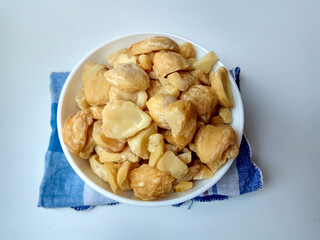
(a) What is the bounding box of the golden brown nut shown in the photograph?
[79,125,95,159]
[191,69,210,86]
[130,36,179,55]
[211,66,234,107]
[163,130,176,146]
[89,154,108,182]
[75,89,90,110]
[164,143,180,154]
[175,163,201,183]
[109,86,148,109]
[157,151,189,180]
[194,124,238,174]
[180,85,218,122]
[107,48,137,68]
[103,162,120,193]
[128,122,158,159]
[177,152,192,164]
[89,106,104,119]
[129,164,175,200]
[117,161,139,190]
[104,63,150,92]
[167,72,189,91]
[92,120,125,152]
[147,80,162,98]
[82,63,110,106]
[148,52,155,63]
[138,54,153,73]
[179,71,200,87]
[193,165,213,180]
[179,42,196,59]
[219,107,233,123]
[102,100,152,141]
[210,115,225,125]
[146,93,176,129]
[196,121,205,130]
[148,133,164,167]
[192,51,218,74]
[153,51,190,78]
[62,109,93,154]
[165,100,197,148]
[174,181,193,192]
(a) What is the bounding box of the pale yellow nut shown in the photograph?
[187,58,197,66]
[107,48,137,68]
[193,165,213,180]
[157,151,189,180]
[174,181,193,192]
[179,71,200,86]
[210,115,225,125]
[219,107,233,124]
[167,72,189,91]
[191,69,210,86]
[104,63,150,92]
[62,109,93,154]
[109,86,148,109]
[147,80,162,98]
[92,120,125,153]
[165,100,197,149]
[75,89,90,110]
[89,106,104,119]
[89,154,108,182]
[95,145,139,163]
[178,152,192,164]
[95,145,123,163]
[192,51,218,74]
[148,71,159,80]
[82,63,110,106]
[129,164,175,201]
[103,162,120,194]
[179,42,196,59]
[180,85,219,123]
[157,85,180,98]
[211,66,234,107]
[102,100,151,141]
[128,122,158,159]
[163,130,177,146]
[164,143,180,155]
[138,54,153,73]
[148,52,155,63]
[130,36,179,55]
[188,143,196,152]
[146,93,176,129]
[194,124,238,174]
[79,125,95,159]
[148,133,164,167]
[153,51,190,78]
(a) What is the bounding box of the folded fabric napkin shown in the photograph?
[38,68,263,210]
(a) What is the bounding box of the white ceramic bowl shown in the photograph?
[57,32,244,207]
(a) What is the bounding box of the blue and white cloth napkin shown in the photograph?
[38,68,263,210]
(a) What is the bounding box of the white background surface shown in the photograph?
[1,0,319,239]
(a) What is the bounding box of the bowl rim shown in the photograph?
[57,32,244,207]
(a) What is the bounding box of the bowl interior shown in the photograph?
[57,33,244,206]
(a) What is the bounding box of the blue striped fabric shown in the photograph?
[38,68,263,209]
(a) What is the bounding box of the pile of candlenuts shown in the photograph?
[62,36,239,201]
